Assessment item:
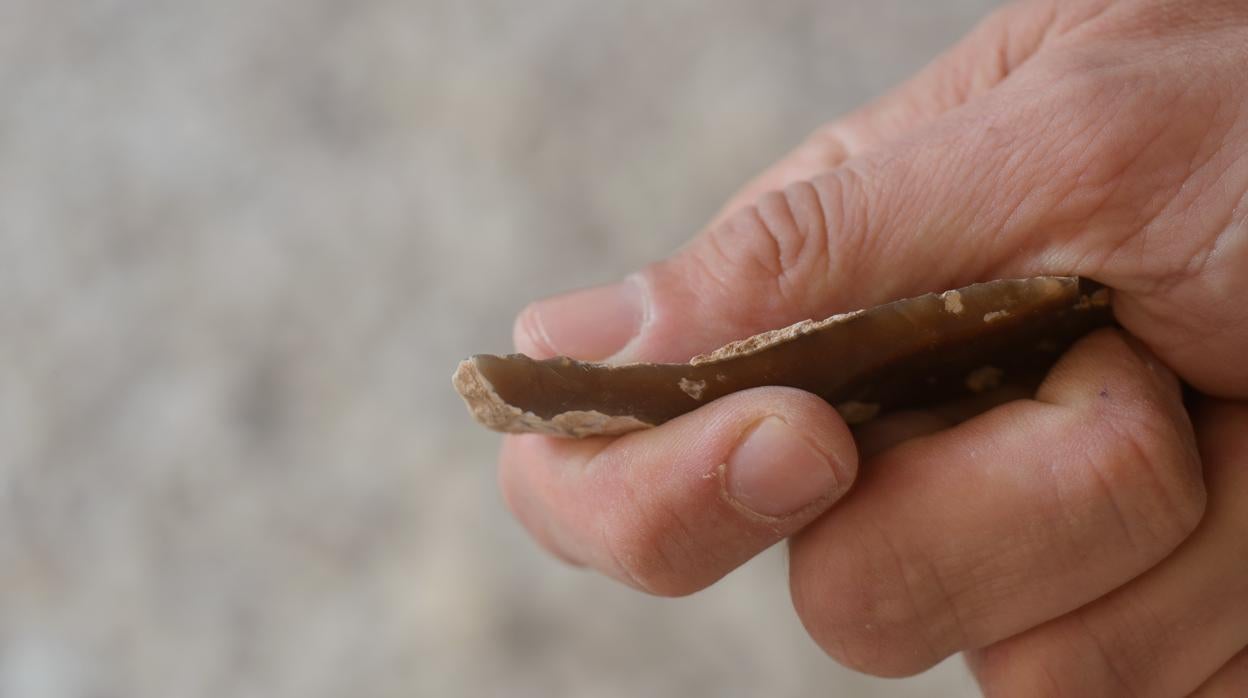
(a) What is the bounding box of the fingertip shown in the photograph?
[1116,331,1185,402]
[708,387,860,509]
[510,280,646,361]
[512,303,554,358]
[497,434,600,567]
[1039,328,1184,411]
[495,387,862,596]
[1034,327,1207,557]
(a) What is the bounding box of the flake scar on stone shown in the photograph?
[452,277,1113,438]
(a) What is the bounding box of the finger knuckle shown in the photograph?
[1076,378,1206,560]
[973,639,1098,698]
[973,607,1163,698]
[789,533,948,677]
[599,496,704,597]
[694,163,877,319]
[808,166,875,271]
[497,460,583,566]
[798,123,854,168]
[1100,402,1206,554]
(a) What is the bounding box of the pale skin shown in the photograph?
[499,0,1248,693]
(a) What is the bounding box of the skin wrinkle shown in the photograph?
[1074,611,1139,697]
[793,519,880,672]
[688,229,743,304]
[922,553,972,651]
[496,2,1248,690]
[1016,77,1194,289]
[575,434,621,479]
[517,301,556,358]
[780,180,831,304]
[1099,0,1248,41]
[983,566,1047,645]
[1100,401,1204,554]
[983,407,1248,694]
[1089,424,1166,561]
[1117,61,1243,277]
[498,448,584,567]
[739,203,787,281]
[985,29,1013,97]
[977,118,1051,271]
[983,78,1133,275]
[1038,414,1103,583]
[1173,124,1248,290]
[1036,660,1066,698]
[991,411,1108,606]
[1066,82,1168,205]
[593,446,673,593]
[811,164,878,302]
[1111,589,1179,687]
[921,112,1021,274]
[756,190,812,314]
[792,532,858,670]
[868,518,946,673]
[1176,83,1232,196]
[650,490,705,594]
[806,169,858,303]
[948,0,1058,103]
[1052,0,1117,41]
[1093,103,1207,283]
[686,217,771,335]
[703,206,796,319]
[543,457,592,562]
[922,144,977,264]
[1117,286,1227,354]
[1197,649,1248,697]
[599,514,653,595]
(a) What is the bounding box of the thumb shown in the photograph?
[513,120,1048,364]
[514,1,1123,363]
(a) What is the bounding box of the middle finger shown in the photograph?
[787,329,1205,677]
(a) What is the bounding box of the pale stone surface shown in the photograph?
[690,310,867,365]
[0,0,996,695]
[453,359,653,437]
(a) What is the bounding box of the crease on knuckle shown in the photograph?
[596,484,701,597]
[599,515,673,596]
[696,205,787,315]
[794,524,947,677]
[809,166,874,287]
[1071,613,1142,697]
[799,123,854,169]
[1087,398,1205,560]
[973,640,1070,698]
[788,548,856,668]
[701,176,845,317]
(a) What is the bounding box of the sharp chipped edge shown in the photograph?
[452,359,653,438]
[690,309,866,365]
[452,276,1097,438]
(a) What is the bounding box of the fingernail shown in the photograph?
[516,279,644,360]
[725,417,842,518]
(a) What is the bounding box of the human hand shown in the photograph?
[499,0,1248,693]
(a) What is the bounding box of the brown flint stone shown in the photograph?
[453,276,1113,438]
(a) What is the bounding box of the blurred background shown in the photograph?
[1,0,1000,695]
